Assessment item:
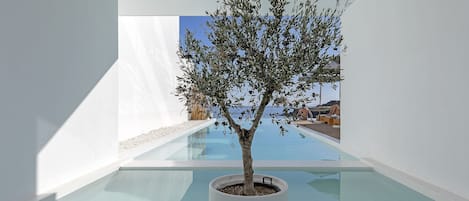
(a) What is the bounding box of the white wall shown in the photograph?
[37,67,118,194]
[0,0,118,200]
[341,0,469,199]
[117,16,188,141]
[1,2,38,201]
[118,0,349,16]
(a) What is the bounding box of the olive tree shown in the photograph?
[176,0,342,195]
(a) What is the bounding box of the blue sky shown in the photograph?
[179,16,212,48]
[179,16,340,106]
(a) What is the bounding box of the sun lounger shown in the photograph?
[317,115,340,126]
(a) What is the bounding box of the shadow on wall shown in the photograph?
[0,0,117,201]
[2,53,116,201]
[36,66,118,195]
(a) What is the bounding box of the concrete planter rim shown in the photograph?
[209,174,288,198]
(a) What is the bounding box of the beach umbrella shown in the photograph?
[317,60,340,106]
[297,58,341,106]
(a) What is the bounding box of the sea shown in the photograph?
[209,106,290,119]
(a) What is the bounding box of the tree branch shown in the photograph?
[218,100,242,135]
[248,89,273,140]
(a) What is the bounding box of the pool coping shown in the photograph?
[290,123,341,148]
[363,158,469,201]
[38,161,121,200]
[119,119,216,161]
[121,160,372,171]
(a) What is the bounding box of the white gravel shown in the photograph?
[119,120,211,153]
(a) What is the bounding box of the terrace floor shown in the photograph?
[295,120,340,140]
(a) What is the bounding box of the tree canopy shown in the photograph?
[175,0,342,195]
[177,0,342,122]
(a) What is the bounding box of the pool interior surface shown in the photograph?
[59,169,432,201]
[137,119,356,161]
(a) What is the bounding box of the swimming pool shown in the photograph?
[136,118,355,161]
[58,169,432,201]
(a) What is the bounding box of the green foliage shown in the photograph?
[177,0,342,123]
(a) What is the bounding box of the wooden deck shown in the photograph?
[294,120,340,140]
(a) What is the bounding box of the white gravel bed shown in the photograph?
[119,120,210,153]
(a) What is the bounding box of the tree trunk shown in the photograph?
[217,93,272,196]
[240,138,256,195]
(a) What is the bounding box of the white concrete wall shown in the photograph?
[118,0,348,16]
[1,2,39,201]
[117,16,188,141]
[37,67,118,194]
[341,0,469,199]
[0,0,118,200]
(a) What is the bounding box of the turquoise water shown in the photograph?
[137,119,355,161]
[59,169,432,201]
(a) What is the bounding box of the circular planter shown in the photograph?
[209,174,288,201]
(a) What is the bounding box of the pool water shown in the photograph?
[59,169,432,201]
[137,119,355,161]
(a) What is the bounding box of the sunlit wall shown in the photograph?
[1,0,118,199]
[117,16,188,141]
[341,0,469,199]
[35,0,119,195]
